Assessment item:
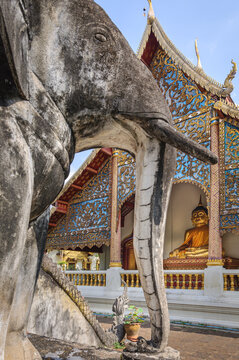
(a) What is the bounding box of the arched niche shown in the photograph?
[164,182,208,259]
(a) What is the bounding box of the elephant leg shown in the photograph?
[134,137,176,351]
[5,209,50,360]
[0,115,33,360]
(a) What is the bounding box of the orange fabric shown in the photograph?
[183,225,209,248]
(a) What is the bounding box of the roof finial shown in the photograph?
[195,39,203,70]
[147,0,155,25]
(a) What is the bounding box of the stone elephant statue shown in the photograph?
[0,0,217,359]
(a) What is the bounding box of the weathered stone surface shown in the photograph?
[29,333,122,360]
[122,347,180,360]
[121,337,180,360]
[5,211,49,360]
[29,255,117,348]
[28,269,102,348]
[0,0,29,98]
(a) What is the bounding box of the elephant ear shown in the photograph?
[0,0,29,99]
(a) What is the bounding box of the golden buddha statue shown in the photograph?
[169,199,209,258]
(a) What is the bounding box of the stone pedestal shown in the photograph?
[204,265,223,297]
[106,267,122,290]
[122,346,180,360]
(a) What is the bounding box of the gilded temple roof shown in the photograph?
[138,4,237,101]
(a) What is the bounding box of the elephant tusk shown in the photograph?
[134,137,176,350]
[141,119,217,165]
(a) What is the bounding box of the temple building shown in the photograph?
[46,1,239,327]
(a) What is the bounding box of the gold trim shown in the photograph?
[214,99,239,120]
[210,116,220,125]
[207,259,224,266]
[46,237,110,250]
[112,149,119,157]
[109,262,122,268]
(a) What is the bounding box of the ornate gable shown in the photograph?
[46,150,112,249]
[138,7,239,234]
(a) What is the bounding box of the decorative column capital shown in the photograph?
[207,258,224,267]
[109,262,122,268]
[112,149,119,157]
[210,117,219,126]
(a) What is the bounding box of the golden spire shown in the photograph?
[195,39,203,70]
[198,195,202,206]
[147,0,155,25]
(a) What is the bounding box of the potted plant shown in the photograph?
[124,305,144,342]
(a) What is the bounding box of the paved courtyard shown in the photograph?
[150,323,239,360]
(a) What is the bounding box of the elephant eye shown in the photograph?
[94,33,107,42]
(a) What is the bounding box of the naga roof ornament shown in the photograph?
[221,60,237,97]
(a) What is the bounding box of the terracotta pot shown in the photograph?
[124,323,141,342]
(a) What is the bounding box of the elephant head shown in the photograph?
[0,0,216,355]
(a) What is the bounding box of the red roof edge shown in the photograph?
[141,31,159,67]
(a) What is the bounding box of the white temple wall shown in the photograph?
[223,232,239,258]
[164,183,207,258]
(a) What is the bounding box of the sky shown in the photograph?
[69,0,239,178]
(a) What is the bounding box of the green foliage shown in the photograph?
[57,261,67,265]
[114,341,125,349]
[124,305,144,324]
